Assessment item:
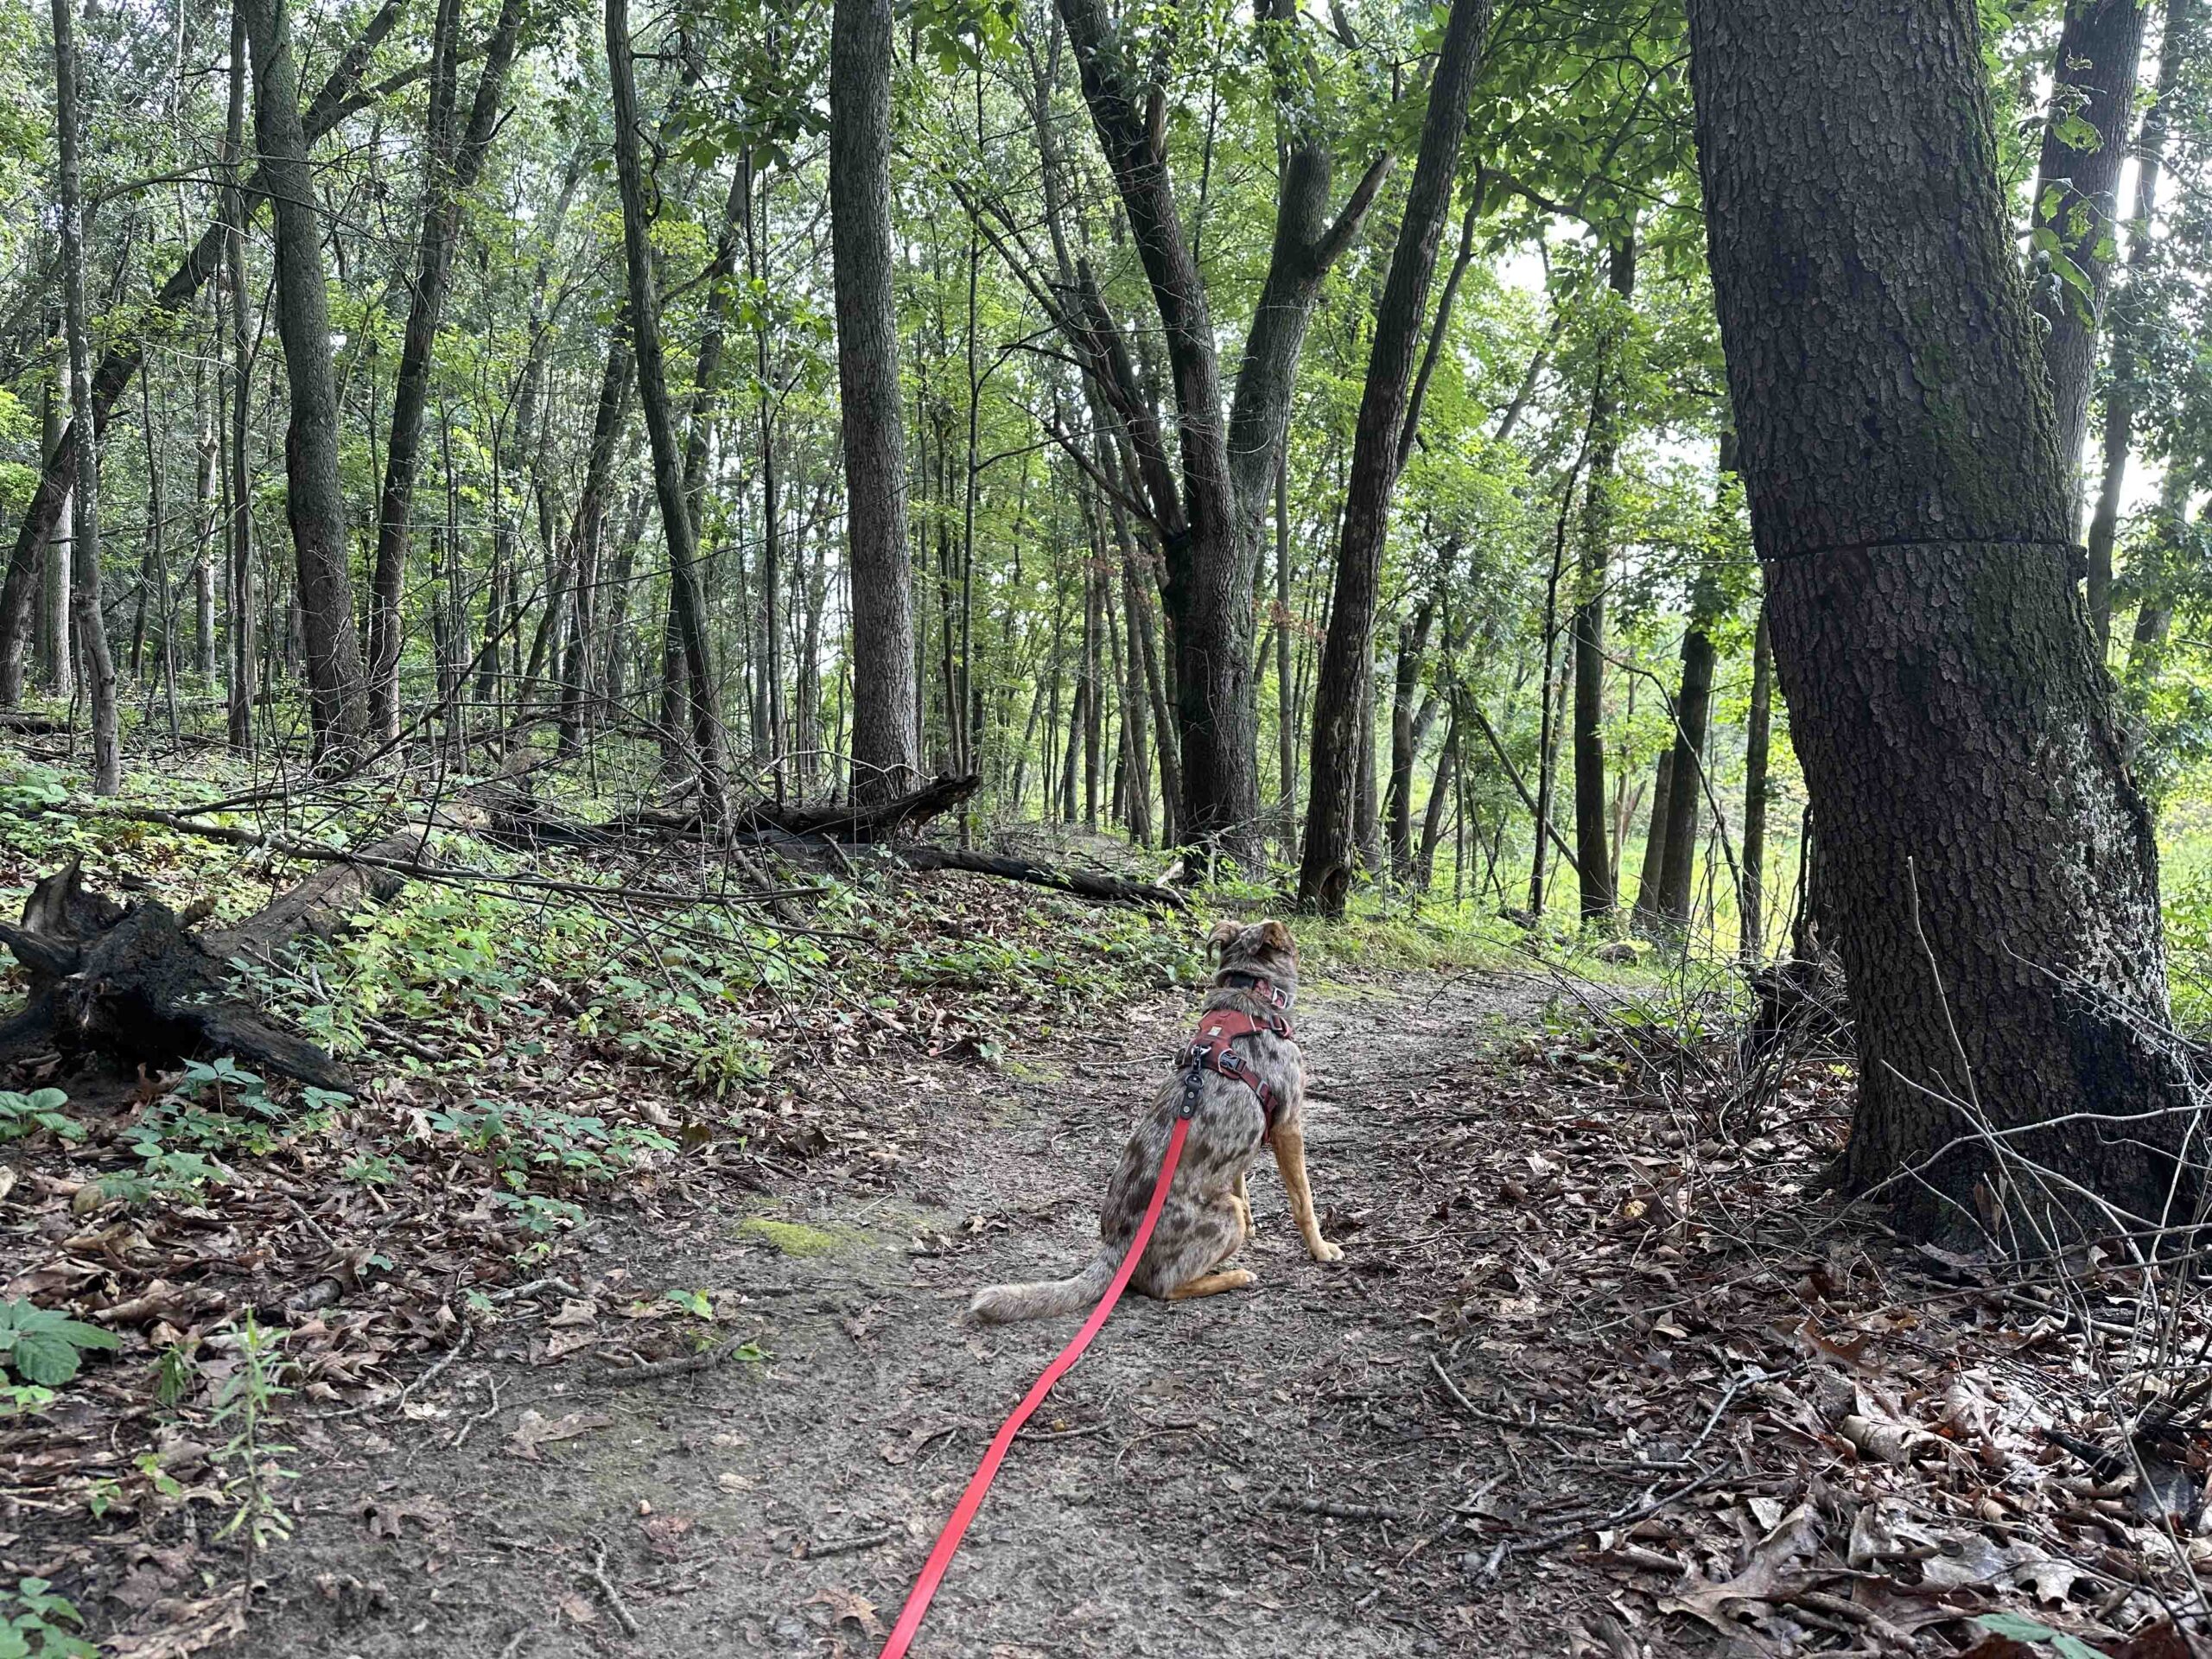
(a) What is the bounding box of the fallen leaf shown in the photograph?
[807,1586,883,1636]
[510,1408,612,1461]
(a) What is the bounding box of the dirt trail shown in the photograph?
[243,969,1584,1658]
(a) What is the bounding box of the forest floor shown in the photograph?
[0,766,2202,1659]
[138,954,2211,1659]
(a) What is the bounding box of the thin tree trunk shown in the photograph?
[51,0,116,791]
[2029,0,2148,495]
[240,0,369,766]
[1688,0,2193,1237]
[607,0,728,817]
[1297,0,1494,913]
[2084,0,2195,647]
[365,0,526,740]
[1738,602,1772,963]
[1633,747,1675,925]
[1653,433,1738,929]
[39,367,70,700]
[1568,236,1636,925]
[223,5,254,753]
[1383,596,1436,878]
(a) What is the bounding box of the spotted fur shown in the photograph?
[968,918,1342,1323]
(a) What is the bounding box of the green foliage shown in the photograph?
[208,1317,296,1567]
[0,1090,79,1145]
[0,1579,98,1659]
[0,1299,118,1389]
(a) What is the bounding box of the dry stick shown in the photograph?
[802,1528,899,1560]
[323,1325,473,1421]
[452,1374,502,1449]
[1463,698,1579,875]
[1479,1465,1724,1580]
[1428,1354,1607,1440]
[595,1332,754,1385]
[586,1542,641,1637]
[1273,1496,1412,1523]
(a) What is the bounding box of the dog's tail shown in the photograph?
[967,1250,1116,1324]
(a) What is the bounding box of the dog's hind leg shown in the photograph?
[1166,1268,1255,1300]
[1272,1128,1344,1263]
[1230,1168,1255,1236]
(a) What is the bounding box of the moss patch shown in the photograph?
[735,1217,843,1257]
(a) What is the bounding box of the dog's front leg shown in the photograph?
[1272,1128,1342,1263]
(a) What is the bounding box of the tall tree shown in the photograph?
[830,0,920,804]
[2084,0,2197,647]
[49,0,115,791]
[365,0,526,740]
[1687,0,2195,1237]
[239,0,369,765]
[606,0,728,817]
[1650,433,1738,931]
[1053,0,1388,868]
[1299,0,1496,914]
[1569,237,1636,925]
[2029,0,2149,487]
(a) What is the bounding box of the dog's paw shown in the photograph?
[1310,1237,1344,1264]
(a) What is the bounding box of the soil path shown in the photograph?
[245,969,1585,1659]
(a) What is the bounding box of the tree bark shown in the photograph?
[222,3,255,753]
[365,0,526,741]
[1382,597,1435,879]
[1688,0,2194,1239]
[240,0,369,766]
[830,0,919,805]
[49,0,115,792]
[2083,0,2196,648]
[1297,0,1494,913]
[1632,746,1674,927]
[607,0,728,818]
[2029,0,2149,493]
[1569,237,1636,925]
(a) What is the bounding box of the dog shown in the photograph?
[969,918,1341,1323]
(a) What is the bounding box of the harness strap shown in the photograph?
[1186,1005,1295,1135]
[876,1102,1198,1659]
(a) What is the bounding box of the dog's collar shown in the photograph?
[1215,969,1292,1012]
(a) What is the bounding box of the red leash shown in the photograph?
[875,1114,1192,1659]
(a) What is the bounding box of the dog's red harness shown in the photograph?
[1181,973,1296,1138]
[874,971,1298,1659]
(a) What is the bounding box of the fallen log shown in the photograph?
[0,860,353,1091]
[0,711,67,734]
[728,773,980,842]
[893,846,1185,911]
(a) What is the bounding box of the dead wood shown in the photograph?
[0,859,354,1091]
[892,845,1186,911]
[0,712,68,734]
[727,772,980,842]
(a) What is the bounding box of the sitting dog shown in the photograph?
[969,918,1341,1322]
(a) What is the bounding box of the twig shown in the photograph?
[586,1542,641,1637]
[1271,1496,1411,1522]
[495,1629,532,1659]
[1428,1355,1606,1439]
[1480,1465,1722,1579]
[595,1333,753,1385]
[452,1374,501,1449]
[364,1015,445,1064]
[321,1325,471,1421]
[801,1527,899,1560]
[486,1276,582,1306]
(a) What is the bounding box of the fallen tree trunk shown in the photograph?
[0,860,353,1090]
[893,846,1185,911]
[727,772,979,842]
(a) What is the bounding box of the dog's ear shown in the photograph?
[1205,919,1241,960]
[1260,918,1295,957]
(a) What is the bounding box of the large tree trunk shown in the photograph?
[241,0,369,767]
[1687,0,2195,1240]
[830,0,919,806]
[365,0,526,741]
[607,0,728,818]
[1297,0,1493,913]
[2084,0,2196,649]
[1568,237,1636,925]
[2029,0,2149,496]
[0,0,404,707]
[49,0,115,793]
